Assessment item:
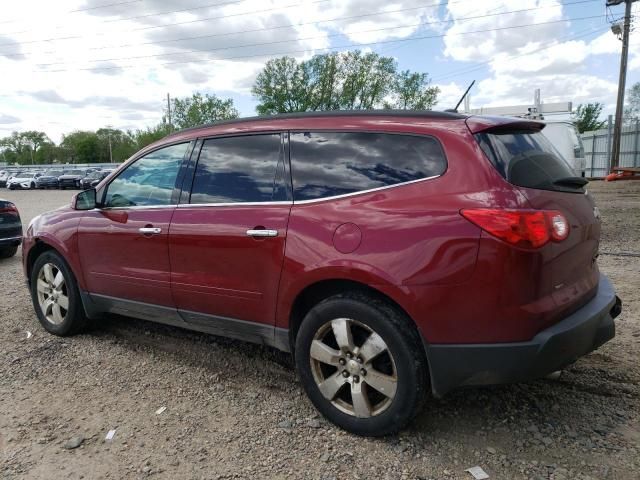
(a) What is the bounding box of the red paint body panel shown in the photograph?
[77,208,175,306]
[168,204,291,324]
[22,113,605,348]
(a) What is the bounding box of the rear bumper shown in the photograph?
[426,273,620,397]
[0,235,22,247]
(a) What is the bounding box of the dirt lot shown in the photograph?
[1,183,639,480]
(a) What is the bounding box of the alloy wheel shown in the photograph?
[309,318,397,418]
[36,263,69,325]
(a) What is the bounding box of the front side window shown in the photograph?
[289,132,447,201]
[190,134,288,204]
[104,143,188,207]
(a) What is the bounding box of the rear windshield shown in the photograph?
[475,129,584,193]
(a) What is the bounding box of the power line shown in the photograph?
[0,0,332,47]
[2,0,267,35]
[1,0,602,59]
[35,15,608,73]
[32,13,607,68]
[0,0,143,25]
[431,25,607,82]
[0,1,470,56]
[0,0,587,50]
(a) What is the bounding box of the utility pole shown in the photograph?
[166,93,172,131]
[108,132,113,163]
[609,0,637,171]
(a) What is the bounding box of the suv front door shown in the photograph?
[77,142,191,311]
[169,133,291,344]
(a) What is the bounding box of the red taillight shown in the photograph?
[0,204,18,215]
[460,209,569,249]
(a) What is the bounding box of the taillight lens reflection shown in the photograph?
[461,209,569,249]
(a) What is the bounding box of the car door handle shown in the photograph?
[246,229,278,237]
[139,227,162,235]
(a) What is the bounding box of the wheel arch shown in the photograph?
[26,239,57,284]
[286,278,419,354]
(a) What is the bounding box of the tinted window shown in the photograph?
[290,132,446,201]
[105,143,188,207]
[190,134,288,204]
[475,130,583,193]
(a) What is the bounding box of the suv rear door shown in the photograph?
[168,133,292,341]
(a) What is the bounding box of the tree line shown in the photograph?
[3,49,638,165]
[1,50,440,165]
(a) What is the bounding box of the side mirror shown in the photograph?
[73,188,97,210]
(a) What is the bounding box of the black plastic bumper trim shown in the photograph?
[425,273,620,397]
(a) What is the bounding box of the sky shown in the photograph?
[0,0,639,143]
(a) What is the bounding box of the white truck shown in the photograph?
[463,98,586,177]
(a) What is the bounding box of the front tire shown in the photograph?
[295,292,429,436]
[30,251,87,336]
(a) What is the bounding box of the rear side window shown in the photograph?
[475,130,583,193]
[190,134,289,204]
[290,132,446,201]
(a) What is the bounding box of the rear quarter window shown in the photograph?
[475,130,584,193]
[289,131,446,201]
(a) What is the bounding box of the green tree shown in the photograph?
[34,141,58,164]
[384,70,439,110]
[0,131,52,164]
[573,103,606,133]
[169,93,239,129]
[130,123,172,150]
[60,131,101,163]
[624,81,640,122]
[252,51,439,114]
[252,57,311,114]
[339,51,396,110]
[96,128,137,163]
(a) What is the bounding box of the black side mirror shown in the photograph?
[74,188,97,210]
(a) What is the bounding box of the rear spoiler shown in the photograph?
[465,115,545,135]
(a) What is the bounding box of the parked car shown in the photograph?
[80,169,114,190]
[0,198,22,258]
[4,170,23,187]
[36,170,64,189]
[540,120,587,177]
[0,170,9,188]
[7,171,41,190]
[57,169,88,189]
[22,111,622,436]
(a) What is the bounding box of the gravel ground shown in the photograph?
[1,183,639,480]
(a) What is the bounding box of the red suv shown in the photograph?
[23,111,621,436]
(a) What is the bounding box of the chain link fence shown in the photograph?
[582,116,640,178]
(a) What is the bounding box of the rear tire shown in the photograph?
[0,246,18,258]
[30,250,87,336]
[295,292,429,436]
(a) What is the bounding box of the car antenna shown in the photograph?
[445,80,475,113]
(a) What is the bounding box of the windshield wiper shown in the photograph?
[553,176,588,188]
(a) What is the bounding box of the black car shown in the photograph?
[57,169,87,189]
[80,170,113,189]
[0,199,22,258]
[36,170,64,189]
